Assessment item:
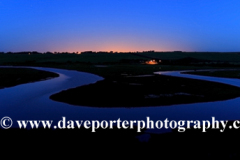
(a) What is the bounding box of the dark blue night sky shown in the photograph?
[1,0,240,52]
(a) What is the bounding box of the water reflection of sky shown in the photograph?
[1,67,240,133]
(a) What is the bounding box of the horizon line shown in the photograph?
[1,50,240,53]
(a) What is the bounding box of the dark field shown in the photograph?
[1,52,240,65]
[1,52,240,78]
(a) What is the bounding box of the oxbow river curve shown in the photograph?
[1,66,240,133]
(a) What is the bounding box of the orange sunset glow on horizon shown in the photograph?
[49,42,189,53]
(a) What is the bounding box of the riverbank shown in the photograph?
[184,69,240,79]
[0,67,59,89]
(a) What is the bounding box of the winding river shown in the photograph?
[1,66,240,133]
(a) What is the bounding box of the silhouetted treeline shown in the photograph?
[1,51,240,55]
[2,51,41,55]
[1,50,157,54]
